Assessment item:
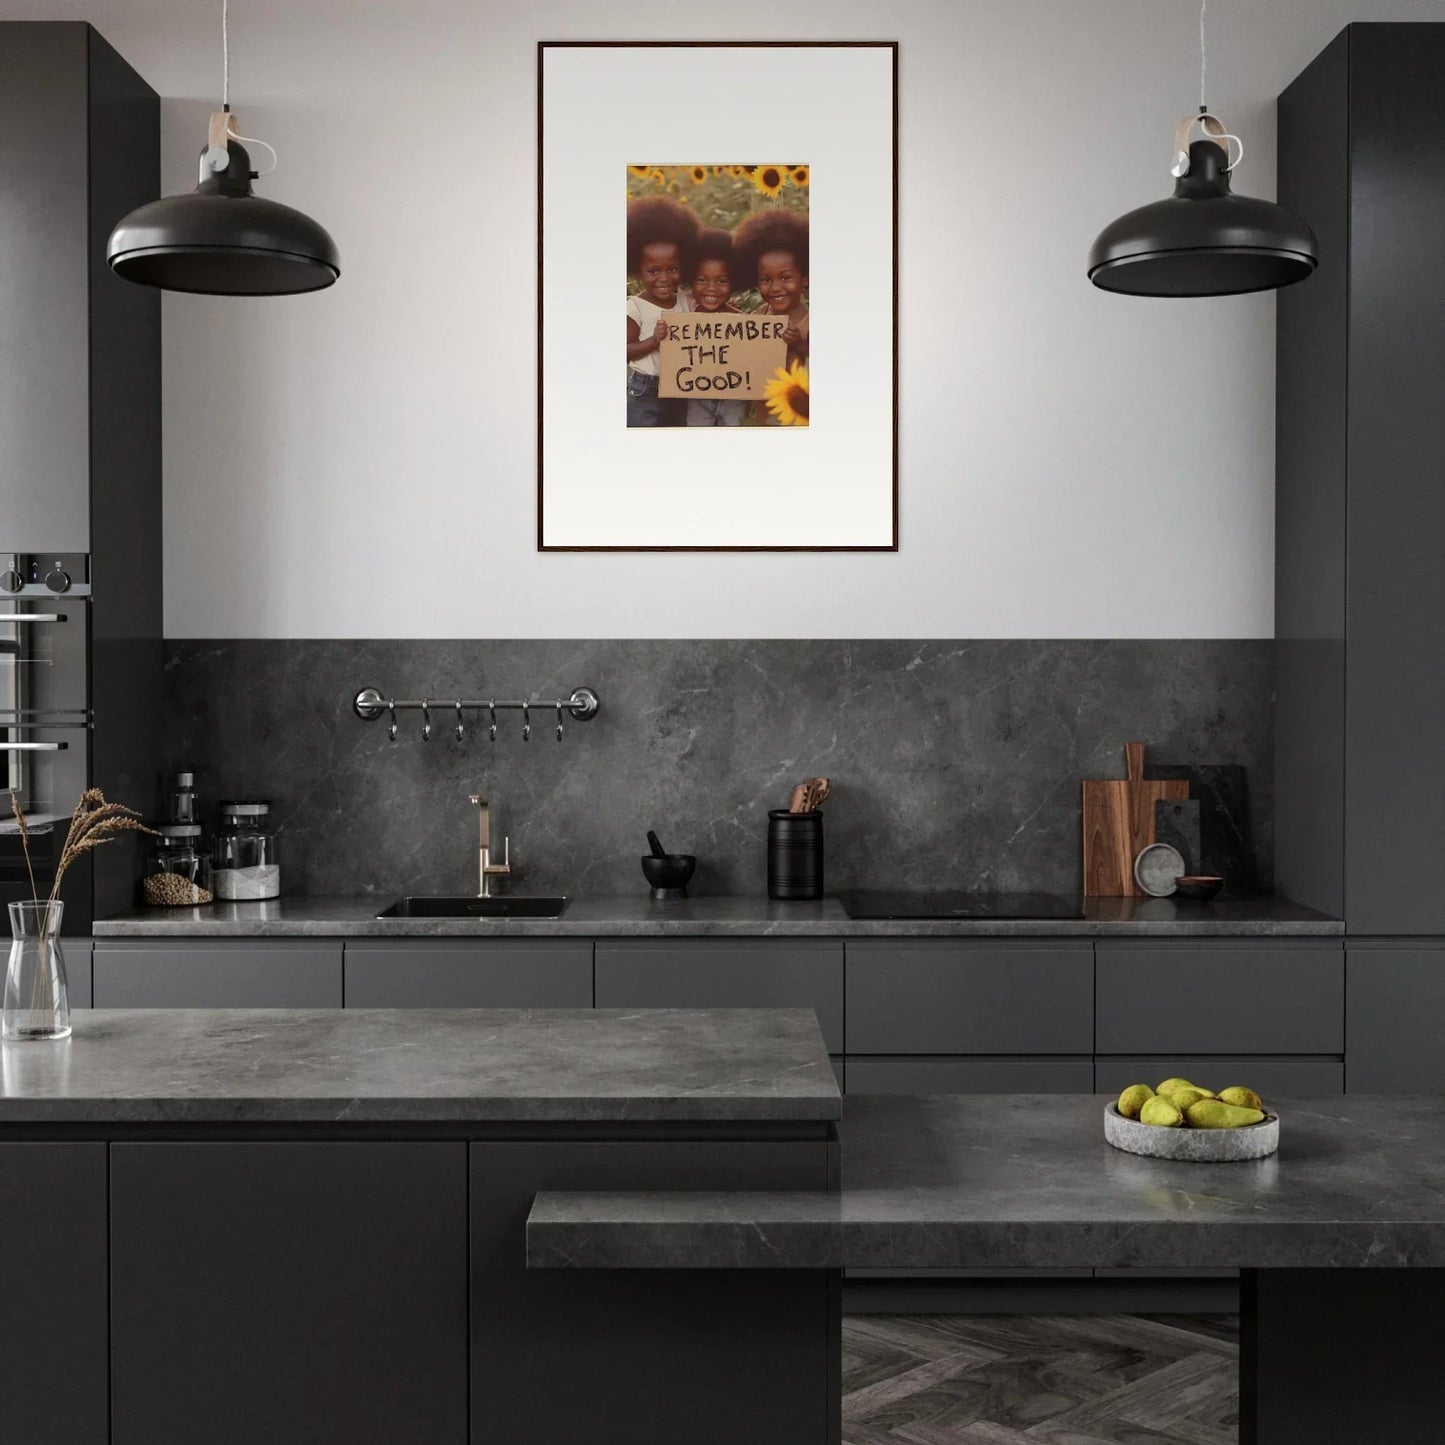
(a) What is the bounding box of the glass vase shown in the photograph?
[4,901,71,1042]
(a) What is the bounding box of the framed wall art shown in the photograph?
[537,41,898,551]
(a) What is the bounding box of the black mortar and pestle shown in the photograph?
[642,830,696,901]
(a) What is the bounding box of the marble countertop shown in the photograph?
[91,893,1343,938]
[0,1008,840,1125]
[528,1093,1445,1270]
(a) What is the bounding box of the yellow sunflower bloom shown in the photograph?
[688,165,708,185]
[627,165,652,178]
[752,164,785,199]
[789,165,809,187]
[763,361,809,427]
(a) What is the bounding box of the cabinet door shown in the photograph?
[110,1142,467,1445]
[0,23,90,547]
[344,939,591,1008]
[846,941,1093,1055]
[94,940,343,1007]
[0,1143,107,1445]
[1346,944,1445,1091]
[595,941,843,1052]
[846,1057,1094,1094]
[472,1139,835,1445]
[1095,942,1343,1055]
[1095,1056,1343,1097]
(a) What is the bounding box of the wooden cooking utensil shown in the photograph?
[1082,742,1188,897]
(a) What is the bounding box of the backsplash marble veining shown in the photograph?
[162,641,1273,899]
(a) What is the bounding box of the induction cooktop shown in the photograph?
[838,891,1085,921]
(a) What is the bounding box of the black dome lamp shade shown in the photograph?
[106,1,338,296]
[1088,114,1317,298]
[1087,0,1316,298]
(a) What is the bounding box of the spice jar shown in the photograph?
[142,825,214,907]
[212,801,281,901]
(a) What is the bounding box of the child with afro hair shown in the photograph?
[732,207,809,371]
[625,195,700,427]
[684,228,748,428]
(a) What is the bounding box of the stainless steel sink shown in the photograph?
[376,896,570,920]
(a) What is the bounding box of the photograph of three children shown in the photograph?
[625,164,810,428]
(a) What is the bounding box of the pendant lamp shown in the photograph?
[1087,0,1316,297]
[107,0,338,296]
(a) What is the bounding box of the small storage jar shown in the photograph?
[212,800,282,901]
[142,825,214,907]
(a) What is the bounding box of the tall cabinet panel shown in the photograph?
[1276,24,1445,936]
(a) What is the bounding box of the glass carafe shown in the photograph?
[4,901,71,1042]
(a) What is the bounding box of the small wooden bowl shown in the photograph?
[1173,875,1224,902]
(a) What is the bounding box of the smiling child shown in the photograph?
[625,196,699,427]
[684,228,747,428]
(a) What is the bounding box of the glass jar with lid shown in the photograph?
[212,801,281,901]
[142,825,214,907]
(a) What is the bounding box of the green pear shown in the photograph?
[1185,1099,1266,1129]
[1140,1096,1185,1127]
[1218,1086,1264,1112]
[1117,1084,1154,1119]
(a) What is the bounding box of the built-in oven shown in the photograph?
[0,555,92,924]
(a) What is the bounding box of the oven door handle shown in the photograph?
[0,741,68,751]
[0,614,67,625]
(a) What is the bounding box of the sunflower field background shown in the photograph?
[625,163,808,313]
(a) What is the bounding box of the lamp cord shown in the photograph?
[1199,0,1207,111]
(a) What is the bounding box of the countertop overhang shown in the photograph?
[91,894,1344,939]
[0,1008,841,1125]
[527,1093,1445,1270]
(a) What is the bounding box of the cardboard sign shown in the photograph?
[657,312,788,401]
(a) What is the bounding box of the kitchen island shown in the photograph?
[0,1007,841,1445]
[532,1092,1445,1445]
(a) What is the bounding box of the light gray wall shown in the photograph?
[7,0,1441,639]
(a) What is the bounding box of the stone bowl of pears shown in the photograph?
[1105,1077,1279,1162]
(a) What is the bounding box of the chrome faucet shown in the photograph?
[467,795,511,897]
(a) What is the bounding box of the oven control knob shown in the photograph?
[0,569,21,594]
[44,568,71,594]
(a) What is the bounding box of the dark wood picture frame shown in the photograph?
[537,40,899,552]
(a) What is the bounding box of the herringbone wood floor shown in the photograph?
[842,1314,1239,1444]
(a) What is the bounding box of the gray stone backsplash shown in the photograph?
[161,640,1273,900]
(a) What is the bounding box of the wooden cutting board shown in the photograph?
[1082,743,1189,896]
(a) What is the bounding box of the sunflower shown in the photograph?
[751,164,785,198]
[627,165,653,178]
[789,164,809,187]
[763,360,809,426]
[688,165,708,185]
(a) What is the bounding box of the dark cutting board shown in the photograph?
[1145,763,1259,896]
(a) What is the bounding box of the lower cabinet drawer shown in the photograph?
[1095,1056,1344,1097]
[845,1057,1094,1095]
[594,942,843,1053]
[93,941,343,1008]
[344,940,592,1008]
[1095,942,1343,1054]
[846,942,1093,1054]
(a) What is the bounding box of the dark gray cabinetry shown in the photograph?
[595,940,844,1053]
[846,1057,1094,1094]
[93,940,343,1007]
[344,938,592,1007]
[846,941,1093,1054]
[0,1143,108,1445]
[471,1140,835,1445]
[1095,942,1343,1055]
[1345,943,1445,1092]
[1277,25,1445,935]
[110,1143,468,1445]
